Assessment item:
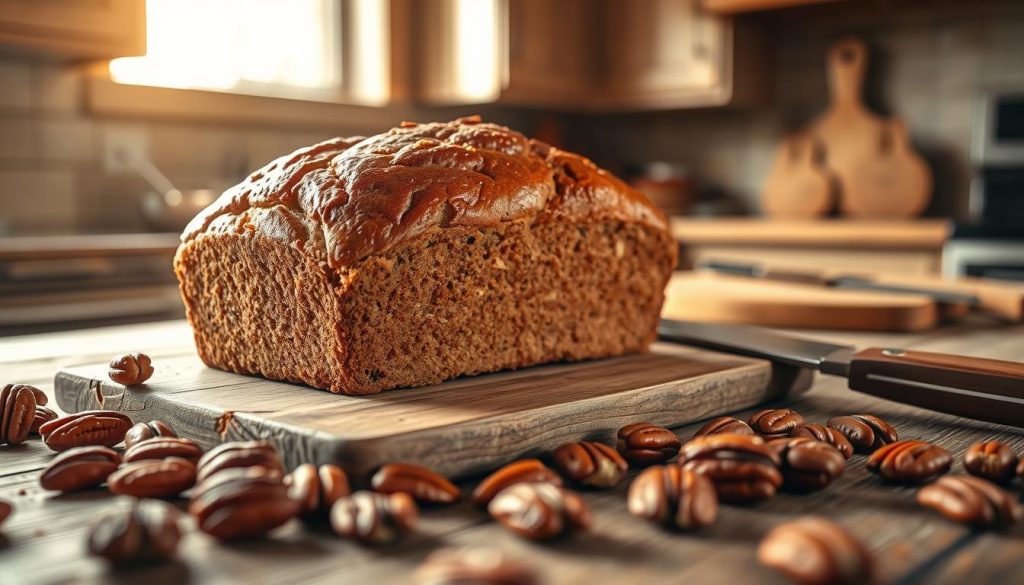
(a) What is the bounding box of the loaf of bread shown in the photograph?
[174,116,676,395]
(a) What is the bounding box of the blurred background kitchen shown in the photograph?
[1,0,1022,334]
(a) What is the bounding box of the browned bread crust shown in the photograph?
[175,116,676,394]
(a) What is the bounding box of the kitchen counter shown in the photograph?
[2,318,1023,584]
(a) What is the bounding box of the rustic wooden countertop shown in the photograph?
[2,318,1023,584]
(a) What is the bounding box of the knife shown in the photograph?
[658,318,1024,427]
[698,259,980,306]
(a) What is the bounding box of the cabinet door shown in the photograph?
[0,0,145,60]
[499,0,595,107]
[602,0,733,108]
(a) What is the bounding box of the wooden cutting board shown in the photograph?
[761,134,836,218]
[813,38,931,217]
[664,272,938,332]
[53,345,810,481]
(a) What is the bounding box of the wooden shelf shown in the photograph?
[671,218,950,249]
[701,0,840,14]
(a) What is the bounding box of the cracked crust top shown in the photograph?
[181,116,668,268]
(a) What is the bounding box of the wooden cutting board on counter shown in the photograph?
[664,272,941,332]
[54,346,810,481]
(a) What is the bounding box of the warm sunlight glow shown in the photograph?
[109,0,341,94]
[453,0,501,102]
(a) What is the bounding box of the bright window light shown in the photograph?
[109,0,341,94]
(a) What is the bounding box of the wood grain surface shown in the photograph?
[52,343,804,481]
[664,272,938,331]
[3,319,1023,585]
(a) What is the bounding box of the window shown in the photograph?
[108,0,389,105]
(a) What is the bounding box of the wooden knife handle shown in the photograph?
[848,347,1024,427]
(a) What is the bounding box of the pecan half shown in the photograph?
[371,463,460,504]
[488,482,591,540]
[123,437,203,463]
[40,410,132,452]
[286,463,351,516]
[196,440,283,483]
[472,459,563,506]
[917,475,1022,529]
[108,352,154,386]
[827,414,897,454]
[748,408,805,438]
[693,416,755,439]
[88,499,181,563]
[108,457,197,498]
[39,446,122,492]
[0,499,10,526]
[189,466,298,539]
[768,437,846,491]
[678,434,782,503]
[5,383,47,406]
[30,406,59,435]
[758,517,874,585]
[330,491,418,544]
[616,422,681,466]
[124,420,178,448]
[552,441,628,488]
[963,441,1018,483]
[1,383,37,446]
[866,440,951,484]
[627,465,717,531]
[790,423,853,459]
[416,547,539,585]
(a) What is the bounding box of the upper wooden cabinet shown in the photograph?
[0,0,145,60]
[414,0,763,110]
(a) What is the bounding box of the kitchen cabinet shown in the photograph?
[416,0,764,110]
[0,0,145,60]
[598,0,761,109]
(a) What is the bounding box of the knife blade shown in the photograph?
[658,318,1024,427]
[698,259,980,306]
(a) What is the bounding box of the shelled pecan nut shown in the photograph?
[17,383,48,406]
[87,499,181,563]
[963,441,1018,483]
[30,405,59,435]
[552,441,628,488]
[124,420,178,448]
[916,475,1023,529]
[371,463,460,504]
[195,440,283,483]
[330,490,418,544]
[826,414,897,454]
[866,440,951,484]
[416,547,539,585]
[189,466,298,539]
[693,416,755,439]
[789,424,853,460]
[472,459,563,506]
[758,517,874,585]
[678,434,783,503]
[1,383,37,446]
[616,422,681,466]
[748,408,805,438]
[39,446,122,492]
[123,437,203,463]
[627,465,717,531]
[108,457,197,498]
[0,499,10,526]
[40,410,133,452]
[769,437,846,491]
[286,463,351,516]
[108,352,154,386]
[488,482,591,540]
